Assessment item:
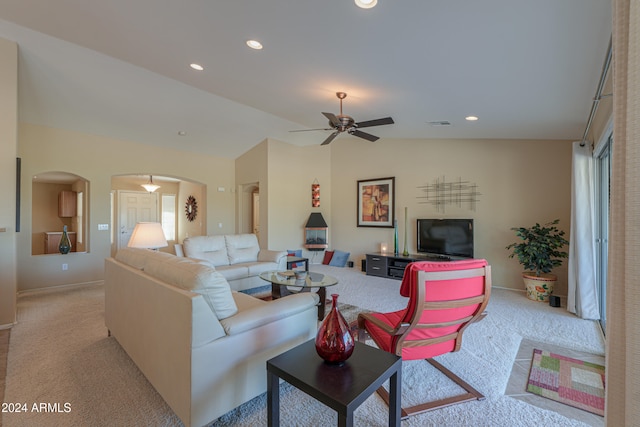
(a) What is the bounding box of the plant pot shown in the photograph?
[522,272,556,302]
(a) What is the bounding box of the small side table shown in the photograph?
[286,256,309,271]
[267,340,402,427]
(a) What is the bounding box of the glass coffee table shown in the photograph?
[259,270,338,320]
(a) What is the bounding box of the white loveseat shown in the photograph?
[105,248,318,427]
[181,234,286,291]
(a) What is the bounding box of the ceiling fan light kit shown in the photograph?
[295,92,394,146]
[355,0,377,9]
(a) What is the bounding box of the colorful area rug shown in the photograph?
[527,348,605,416]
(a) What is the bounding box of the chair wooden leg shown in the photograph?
[375,358,484,419]
[376,385,410,420]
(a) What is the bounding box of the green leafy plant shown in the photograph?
[505,219,569,277]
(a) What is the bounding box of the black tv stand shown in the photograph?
[365,252,452,280]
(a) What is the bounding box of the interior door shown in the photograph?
[118,191,159,249]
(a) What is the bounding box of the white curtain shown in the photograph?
[567,141,599,319]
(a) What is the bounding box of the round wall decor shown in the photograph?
[185,195,198,222]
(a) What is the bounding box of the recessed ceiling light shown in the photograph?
[246,40,263,50]
[189,63,204,71]
[465,116,479,121]
[178,131,187,136]
[355,0,377,8]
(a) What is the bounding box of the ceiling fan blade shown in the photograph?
[321,131,340,146]
[322,112,341,128]
[289,128,333,132]
[355,117,394,128]
[350,129,379,142]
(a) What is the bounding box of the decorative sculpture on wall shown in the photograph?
[312,179,320,207]
[417,176,480,213]
[185,195,198,222]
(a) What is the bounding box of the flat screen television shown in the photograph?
[416,218,474,259]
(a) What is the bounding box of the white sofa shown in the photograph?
[181,234,286,291]
[105,247,318,427]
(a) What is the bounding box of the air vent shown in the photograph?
[428,121,452,127]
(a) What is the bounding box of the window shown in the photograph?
[76,192,83,244]
[161,194,176,241]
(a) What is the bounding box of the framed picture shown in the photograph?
[357,177,395,227]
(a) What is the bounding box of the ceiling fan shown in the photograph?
[292,92,394,145]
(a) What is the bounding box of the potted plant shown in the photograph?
[506,219,569,302]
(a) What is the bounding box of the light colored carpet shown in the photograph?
[3,265,605,427]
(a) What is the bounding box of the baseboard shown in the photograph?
[17,280,104,297]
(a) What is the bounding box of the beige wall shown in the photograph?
[234,137,572,294]
[178,180,207,241]
[327,138,573,294]
[0,38,18,327]
[16,123,235,292]
[266,139,331,260]
[16,127,574,296]
[235,139,332,258]
[110,176,209,254]
[235,140,269,246]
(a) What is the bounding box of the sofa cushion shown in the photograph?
[143,255,238,320]
[246,261,279,277]
[183,235,229,266]
[216,265,250,281]
[221,293,319,335]
[322,250,334,265]
[225,234,260,264]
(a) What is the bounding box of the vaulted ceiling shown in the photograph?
[0,1,611,159]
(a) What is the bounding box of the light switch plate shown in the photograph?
[98,224,109,231]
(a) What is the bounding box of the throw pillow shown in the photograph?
[322,250,334,265]
[329,250,350,267]
[287,249,303,268]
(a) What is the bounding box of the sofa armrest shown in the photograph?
[258,249,287,264]
[220,293,319,335]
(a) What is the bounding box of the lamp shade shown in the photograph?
[128,222,168,249]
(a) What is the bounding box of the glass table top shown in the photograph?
[259,270,338,288]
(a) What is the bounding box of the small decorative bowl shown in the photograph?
[294,271,308,280]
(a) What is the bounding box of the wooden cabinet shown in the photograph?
[365,253,453,280]
[365,254,389,278]
[44,232,77,254]
[58,190,77,217]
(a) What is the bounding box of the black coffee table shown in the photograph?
[267,340,402,427]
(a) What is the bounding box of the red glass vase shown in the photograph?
[315,294,355,365]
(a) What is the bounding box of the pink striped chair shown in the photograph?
[357,259,491,419]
